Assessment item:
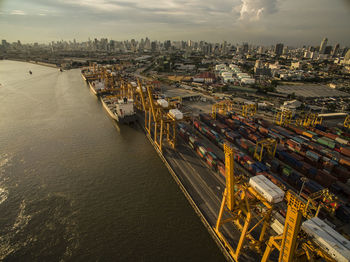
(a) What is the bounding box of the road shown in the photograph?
[162,140,259,262]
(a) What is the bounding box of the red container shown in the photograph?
[258,126,269,135]
[217,161,225,178]
[340,147,350,157]
[225,119,236,129]
[324,132,338,140]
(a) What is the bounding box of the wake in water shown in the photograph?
[0,153,11,205]
[0,153,80,261]
[0,194,80,261]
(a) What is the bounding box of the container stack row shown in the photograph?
[177,112,350,223]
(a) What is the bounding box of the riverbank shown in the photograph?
[7,58,58,68]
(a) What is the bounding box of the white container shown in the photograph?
[335,137,348,145]
[249,175,285,203]
[136,85,146,92]
[302,217,350,262]
[96,82,105,90]
[157,99,169,108]
[116,101,134,116]
[169,109,183,120]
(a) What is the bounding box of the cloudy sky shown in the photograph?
[1,0,349,46]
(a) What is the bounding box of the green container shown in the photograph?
[317,138,335,149]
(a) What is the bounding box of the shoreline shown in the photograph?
[5,59,59,68]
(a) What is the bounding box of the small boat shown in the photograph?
[29,70,32,75]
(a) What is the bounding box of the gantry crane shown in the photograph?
[261,190,338,262]
[242,104,257,118]
[275,110,322,128]
[142,84,187,152]
[298,112,323,128]
[254,138,277,162]
[215,143,280,261]
[82,62,99,81]
[212,100,234,119]
[134,79,147,111]
[275,110,293,126]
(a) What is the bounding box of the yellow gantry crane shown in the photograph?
[275,110,293,126]
[215,143,278,261]
[275,111,322,128]
[254,138,277,162]
[298,112,323,128]
[134,79,147,111]
[261,190,338,262]
[212,100,234,119]
[142,84,187,152]
[242,104,257,118]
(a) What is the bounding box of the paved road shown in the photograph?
[163,141,258,262]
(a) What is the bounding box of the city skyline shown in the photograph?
[1,37,349,49]
[1,0,350,46]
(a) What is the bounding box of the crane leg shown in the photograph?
[234,212,252,260]
[215,189,227,231]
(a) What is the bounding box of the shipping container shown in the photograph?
[302,217,350,262]
[249,175,285,203]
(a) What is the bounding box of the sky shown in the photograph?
[0,0,350,46]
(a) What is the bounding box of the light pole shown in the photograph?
[299,177,309,196]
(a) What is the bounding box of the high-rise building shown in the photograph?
[164,40,171,50]
[151,41,157,52]
[258,46,264,54]
[274,43,284,56]
[144,37,151,50]
[243,43,248,53]
[332,43,340,57]
[319,37,328,54]
[341,47,349,57]
[324,46,332,55]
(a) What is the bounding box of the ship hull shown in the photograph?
[88,82,98,95]
[101,98,136,124]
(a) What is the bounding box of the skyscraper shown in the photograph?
[319,37,328,54]
[164,40,171,51]
[324,46,332,55]
[332,43,340,57]
[274,43,284,56]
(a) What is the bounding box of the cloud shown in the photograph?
[238,0,278,21]
[10,9,26,15]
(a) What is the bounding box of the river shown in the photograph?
[0,60,225,261]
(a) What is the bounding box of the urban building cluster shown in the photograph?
[1,37,350,114]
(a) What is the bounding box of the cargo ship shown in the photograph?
[88,80,104,96]
[101,95,136,124]
[81,68,98,82]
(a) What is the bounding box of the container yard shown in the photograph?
[81,63,350,262]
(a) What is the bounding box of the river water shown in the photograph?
[0,60,225,261]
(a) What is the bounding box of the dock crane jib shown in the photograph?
[215,143,284,261]
[262,190,345,262]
